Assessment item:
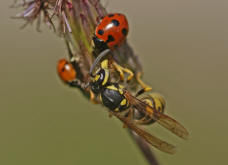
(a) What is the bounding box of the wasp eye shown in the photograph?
[91,82,101,94]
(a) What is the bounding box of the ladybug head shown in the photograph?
[92,36,109,55]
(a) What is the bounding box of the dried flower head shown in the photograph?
[12,0,56,31]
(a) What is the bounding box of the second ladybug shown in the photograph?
[57,58,83,88]
[93,13,129,53]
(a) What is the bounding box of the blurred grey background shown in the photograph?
[1,0,228,164]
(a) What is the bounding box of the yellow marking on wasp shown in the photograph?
[102,69,109,86]
[120,99,127,106]
[146,106,154,115]
[154,98,162,111]
[144,99,153,107]
[99,94,103,104]
[119,84,124,89]
[114,108,119,112]
[101,59,109,69]
[149,93,166,111]
[118,88,123,95]
[107,85,118,91]
[94,74,100,81]
[158,97,166,108]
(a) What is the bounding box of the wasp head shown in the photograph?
[90,68,109,94]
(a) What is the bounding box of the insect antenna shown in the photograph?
[89,49,111,76]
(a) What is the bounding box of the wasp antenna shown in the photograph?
[90,49,111,76]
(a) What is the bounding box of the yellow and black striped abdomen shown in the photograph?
[144,93,166,114]
[133,93,166,125]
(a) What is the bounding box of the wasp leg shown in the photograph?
[89,90,99,104]
[135,72,152,97]
[135,116,150,125]
[112,62,134,82]
[123,108,134,128]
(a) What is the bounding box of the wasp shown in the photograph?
[88,57,189,154]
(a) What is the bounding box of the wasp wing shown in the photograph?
[110,111,176,154]
[124,90,189,139]
[155,113,189,139]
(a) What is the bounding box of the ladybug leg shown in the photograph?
[135,72,152,97]
[112,62,134,82]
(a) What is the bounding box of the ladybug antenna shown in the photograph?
[90,49,111,76]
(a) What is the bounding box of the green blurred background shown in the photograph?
[1,0,227,164]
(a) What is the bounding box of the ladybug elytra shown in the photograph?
[93,13,129,52]
[57,59,77,82]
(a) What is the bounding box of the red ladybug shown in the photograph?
[93,13,129,52]
[57,58,85,89]
[57,59,77,82]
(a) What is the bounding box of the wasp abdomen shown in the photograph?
[133,93,166,125]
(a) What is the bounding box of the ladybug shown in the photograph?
[93,13,129,53]
[57,58,85,88]
[57,59,77,82]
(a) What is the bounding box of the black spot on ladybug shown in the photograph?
[61,67,65,72]
[107,35,115,43]
[108,14,114,17]
[122,28,128,36]
[98,29,104,35]
[111,19,120,26]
